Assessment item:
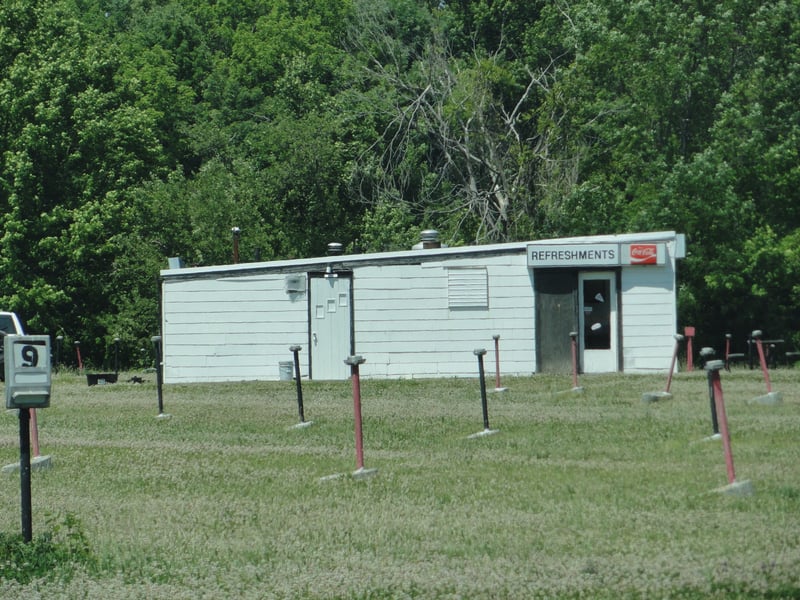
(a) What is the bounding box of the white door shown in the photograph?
[310,275,352,380]
[579,272,618,373]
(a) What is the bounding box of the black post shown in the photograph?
[699,347,719,436]
[19,408,32,542]
[54,335,63,372]
[114,337,121,375]
[151,336,164,415]
[707,367,720,436]
[474,348,490,430]
[289,345,304,422]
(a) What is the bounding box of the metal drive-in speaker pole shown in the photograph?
[569,332,584,393]
[288,346,312,429]
[749,330,782,405]
[642,333,684,403]
[705,360,753,496]
[345,355,377,479]
[152,336,171,419]
[468,349,499,439]
[492,335,507,392]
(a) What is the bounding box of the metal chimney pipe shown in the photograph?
[231,227,241,264]
[420,230,441,249]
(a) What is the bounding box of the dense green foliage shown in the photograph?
[1,0,798,366]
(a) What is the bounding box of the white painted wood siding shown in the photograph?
[162,256,535,382]
[352,254,535,379]
[162,275,308,382]
[620,251,679,372]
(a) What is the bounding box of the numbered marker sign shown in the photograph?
[4,335,51,409]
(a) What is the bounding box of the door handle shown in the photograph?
[313,332,318,345]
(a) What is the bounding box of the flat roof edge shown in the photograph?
[160,231,679,279]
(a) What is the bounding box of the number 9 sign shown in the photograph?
[5,335,51,409]
[19,343,41,367]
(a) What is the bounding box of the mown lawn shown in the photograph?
[1,368,799,598]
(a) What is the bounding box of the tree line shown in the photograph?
[1,0,798,368]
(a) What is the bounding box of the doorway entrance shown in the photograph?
[578,272,618,372]
[309,273,353,379]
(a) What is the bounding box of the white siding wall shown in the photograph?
[620,253,679,372]
[162,275,308,383]
[162,253,536,383]
[353,254,536,379]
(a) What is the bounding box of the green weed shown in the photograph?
[0,512,95,584]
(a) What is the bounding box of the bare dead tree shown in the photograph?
[346,0,573,243]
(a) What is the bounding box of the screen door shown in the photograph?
[579,272,618,372]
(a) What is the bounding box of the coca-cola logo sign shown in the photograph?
[629,244,658,264]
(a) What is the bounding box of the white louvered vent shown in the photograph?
[447,267,488,309]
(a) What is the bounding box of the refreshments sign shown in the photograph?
[527,244,619,267]
[528,242,665,267]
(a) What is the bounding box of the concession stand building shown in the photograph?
[159,230,685,383]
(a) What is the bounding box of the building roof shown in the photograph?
[160,231,681,280]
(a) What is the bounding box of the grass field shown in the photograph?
[0,367,799,598]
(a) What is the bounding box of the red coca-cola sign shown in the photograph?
[629,244,658,264]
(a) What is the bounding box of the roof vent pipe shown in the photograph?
[327,242,343,256]
[420,229,441,249]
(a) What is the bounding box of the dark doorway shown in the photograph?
[582,278,611,350]
[535,269,578,373]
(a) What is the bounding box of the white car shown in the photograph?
[0,311,25,381]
